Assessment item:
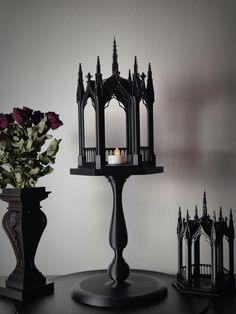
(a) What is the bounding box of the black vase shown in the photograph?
[0,187,54,301]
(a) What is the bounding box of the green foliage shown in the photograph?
[0,108,63,188]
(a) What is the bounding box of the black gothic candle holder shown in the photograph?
[76,38,156,169]
[173,191,235,296]
[70,39,167,308]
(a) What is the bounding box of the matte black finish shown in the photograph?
[2,272,235,314]
[175,191,235,296]
[107,176,130,285]
[71,40,166,307]
[70,172,166,307]
[0,187,54,301]
[70,165,163,176]
[71,270,167,308]
[76,39,157,169]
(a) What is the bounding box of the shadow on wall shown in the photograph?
[159,70,236,185]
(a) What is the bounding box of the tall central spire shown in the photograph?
[112,37,118,73]
[203,190,207,216]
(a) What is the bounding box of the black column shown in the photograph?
[95,99,105,169]
[78,104,85,166]
[107,175,130,286]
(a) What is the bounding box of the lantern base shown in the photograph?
[71,269,167,308]
[172,280,236,297]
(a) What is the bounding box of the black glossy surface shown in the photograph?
[1,271,231,314]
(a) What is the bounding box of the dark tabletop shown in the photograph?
[0,271,235,314]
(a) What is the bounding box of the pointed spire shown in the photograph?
[186,210,190,220]
[203,190,207,216]
[194,205,198,219]
[76,63,84,103]
[132,56,140,97]
[178,206,182,219]
[228,209,235,239]
[177,207,182,235]
[112,37,119,74]
[95,57,103,97]
[96,56,101,74]
[219,206,223,221]
[148,63,152,79]
[128,69,132,83]
[213,210,216,219]
[134,56,138,74]
[78,63,83,80]
[147,62,154,103]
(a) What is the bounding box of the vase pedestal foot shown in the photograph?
[71,269,167,308]
[0,278,54,301]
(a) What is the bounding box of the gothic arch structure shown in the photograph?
[76,39,156,169]
[175,192,235,296]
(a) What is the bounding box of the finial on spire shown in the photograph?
[140,72,146,81]
[147,62,154,103]
[178,206,182,218]
[134,56,138,74]
[86,72,92,82]
[77,63,84,103]
[194,205,198,219]
[96,56,101,74]
[128,69,132,82]
[219,206,223,221]
[213,210,216,219]
[203,190,207,216]
[112,37,118,73]
[148,63,152,75]
[78,63,83,80]
[186,210,190,220]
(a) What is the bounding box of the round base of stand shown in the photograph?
[71,269,168,308]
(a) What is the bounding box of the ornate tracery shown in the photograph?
[76,39,156,169]
[174,191,235,296]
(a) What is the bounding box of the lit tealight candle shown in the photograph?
[108,147,126,165]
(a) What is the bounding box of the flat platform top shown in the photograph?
[70,165,164,176]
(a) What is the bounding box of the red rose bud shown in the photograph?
[0,114,8,130]
[46,112,63,130]
[13,107,33,124]
[22,106,33,119]
[32,110,44,125]
[6,113,14,123]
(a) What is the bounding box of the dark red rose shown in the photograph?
[5,113,14,123]
[12,107,33,124]
[32,110,44,125]
[46,112,63,130]
[0,114,8,130]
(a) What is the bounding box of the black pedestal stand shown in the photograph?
[70,167,167,308]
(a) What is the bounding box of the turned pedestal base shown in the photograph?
[71,269,167,308]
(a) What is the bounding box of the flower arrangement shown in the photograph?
[0,106,63,188]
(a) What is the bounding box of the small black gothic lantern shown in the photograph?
[173,191,235,296]
[76,39,156,169]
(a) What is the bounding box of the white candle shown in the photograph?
[108,147,126,165]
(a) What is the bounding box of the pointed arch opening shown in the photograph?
[140,101,148,147]
[105,97,127,159]
[84,98,96,163]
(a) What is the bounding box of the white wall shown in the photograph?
[0,0,235,276]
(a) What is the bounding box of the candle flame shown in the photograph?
[114,147,120,156]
